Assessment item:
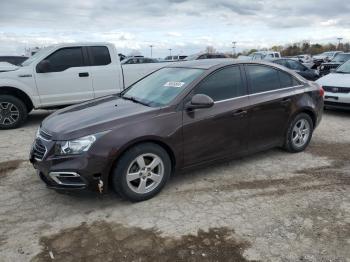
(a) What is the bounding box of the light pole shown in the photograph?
[232,41,236,57]
[149,45,154,58]
[168,48,172,57]
[337,37,343,49]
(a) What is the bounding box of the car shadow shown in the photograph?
[324,108,350,117]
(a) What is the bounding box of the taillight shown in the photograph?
[319,86,325,97]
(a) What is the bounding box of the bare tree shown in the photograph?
[205,46,216,54]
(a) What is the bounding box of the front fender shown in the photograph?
[0,71,40,107]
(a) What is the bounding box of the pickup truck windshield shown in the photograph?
[122,67,204,107]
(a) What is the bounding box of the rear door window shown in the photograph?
[89,46,111,66]
[278,71,294,88]
[245,65,280,93]
[194,66,245,101]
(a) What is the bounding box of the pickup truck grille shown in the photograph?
[323,86,350,94]
[33,139,47,160]
[39,129,52,140]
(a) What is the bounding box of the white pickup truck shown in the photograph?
[0,42,171,129]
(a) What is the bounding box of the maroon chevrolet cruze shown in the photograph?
[30,60,324,201]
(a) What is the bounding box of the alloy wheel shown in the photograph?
[0,102,20,126]
[291,119,310,148]
[126,153,164,194]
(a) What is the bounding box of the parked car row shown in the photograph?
[317,59,350,110]
[318,53,350,76]
[272,58,319,81]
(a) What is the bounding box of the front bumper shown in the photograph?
[29,137,109,193]
[324,90,350,110]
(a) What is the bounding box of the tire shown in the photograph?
[284,113,314,153]
[111,143,171,202]
[0,95,28,129]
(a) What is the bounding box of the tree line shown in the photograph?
[237,42,350,57]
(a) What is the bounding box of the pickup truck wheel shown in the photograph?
[0,95,28,129]
[111,143,171,202]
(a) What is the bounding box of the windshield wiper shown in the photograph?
[121,95,150,106]
[335,71,349,74]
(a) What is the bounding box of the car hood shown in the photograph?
[0,62,19,72]
[42,95,159,140]
[316,73,350,88]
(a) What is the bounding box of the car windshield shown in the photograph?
[331,54,350,63]
[336,60,350,73]
[21,47,51,66]
[121,67,204,107]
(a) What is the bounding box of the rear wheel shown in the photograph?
[0,95,28,129]
[111,143,171,202]
[284,113,313,153]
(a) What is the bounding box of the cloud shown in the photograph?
[0,0,350,56]
[167,32,182,37]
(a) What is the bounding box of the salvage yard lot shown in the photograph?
[0,110,349,262]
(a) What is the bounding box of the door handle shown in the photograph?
[79,72,89,77]
[280,98,291,104]
[232,110,247,117]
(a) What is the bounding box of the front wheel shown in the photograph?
[284,113,314,153]
[111,143,171,202]
[0,95,28,129]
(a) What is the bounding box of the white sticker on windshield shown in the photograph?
[164,81,185,88]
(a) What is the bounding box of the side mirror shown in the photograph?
[186,94,214,110]
[36,60,51,73]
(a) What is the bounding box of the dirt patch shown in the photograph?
[0,159,25,176]
[298,141,350,179]
[305,141,350,162]
[170,141,350,198]
[32,221,255,262]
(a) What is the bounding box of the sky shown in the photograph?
[0,0,350,57]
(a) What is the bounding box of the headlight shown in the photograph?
[55,131,108,155]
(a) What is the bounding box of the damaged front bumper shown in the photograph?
[29,136,109,193]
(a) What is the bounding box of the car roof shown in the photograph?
[166,58,293,70]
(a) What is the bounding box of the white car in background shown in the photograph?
[316,60,350,110]
[313,51,343,62]
[238,51,281,61]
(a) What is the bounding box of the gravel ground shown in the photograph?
[0,109,349,262]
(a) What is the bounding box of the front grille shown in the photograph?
[322,64,339,71]
[33,139,47,160]
[323,86,350,94]
[39,129,52,140]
